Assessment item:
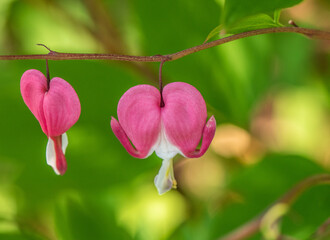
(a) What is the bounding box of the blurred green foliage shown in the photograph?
[0,0,329,240]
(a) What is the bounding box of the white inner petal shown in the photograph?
[62,132,68,154]
[154,158,177,195]
[149,124,181,194]
[46,133,68,175]
[46,137,59,175]
[153,124,182,160]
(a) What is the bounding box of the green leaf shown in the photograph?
[204,24,225,43]
[274,9,282,24]
[204,14,282,43]
[224,0,303,25]
[226,13,282,35]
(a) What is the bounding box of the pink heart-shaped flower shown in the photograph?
[21,69,81,175]
[111,82,216,194]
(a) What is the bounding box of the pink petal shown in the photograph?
[21,70,81,137]
[162,82,214,157]
[183,116,216,158]
[111,117,143,158]
[20,69,49,134]
[43,77,81,137]
[112,85,161,158]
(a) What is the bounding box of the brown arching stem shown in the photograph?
[218,174,330,240]
[0,27,329,62]
[159,57,168,107]
[45,59,50,87]
[37,43,57,54]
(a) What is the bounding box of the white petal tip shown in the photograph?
[46,138,60,175]
[154,176,172,195]
[62,132,68,154]
[154,158,177,195]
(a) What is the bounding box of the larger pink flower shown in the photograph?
[20,69,81,175]
[111,82,216,194]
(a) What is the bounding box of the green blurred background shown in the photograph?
[0,0,329,239]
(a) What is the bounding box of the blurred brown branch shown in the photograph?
[309,218,330,240]
[0,27,329,63]
[218,174,330,240]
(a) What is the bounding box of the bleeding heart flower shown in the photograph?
[111,82,216,194]
[20,69,81,175]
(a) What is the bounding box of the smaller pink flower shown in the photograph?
[111,82,216,194]
[20,69,81,175]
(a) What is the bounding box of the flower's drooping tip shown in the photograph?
[46,133,68,175]
[20,69,81,175]
[154,158,177,195]
[111,82,216,194]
